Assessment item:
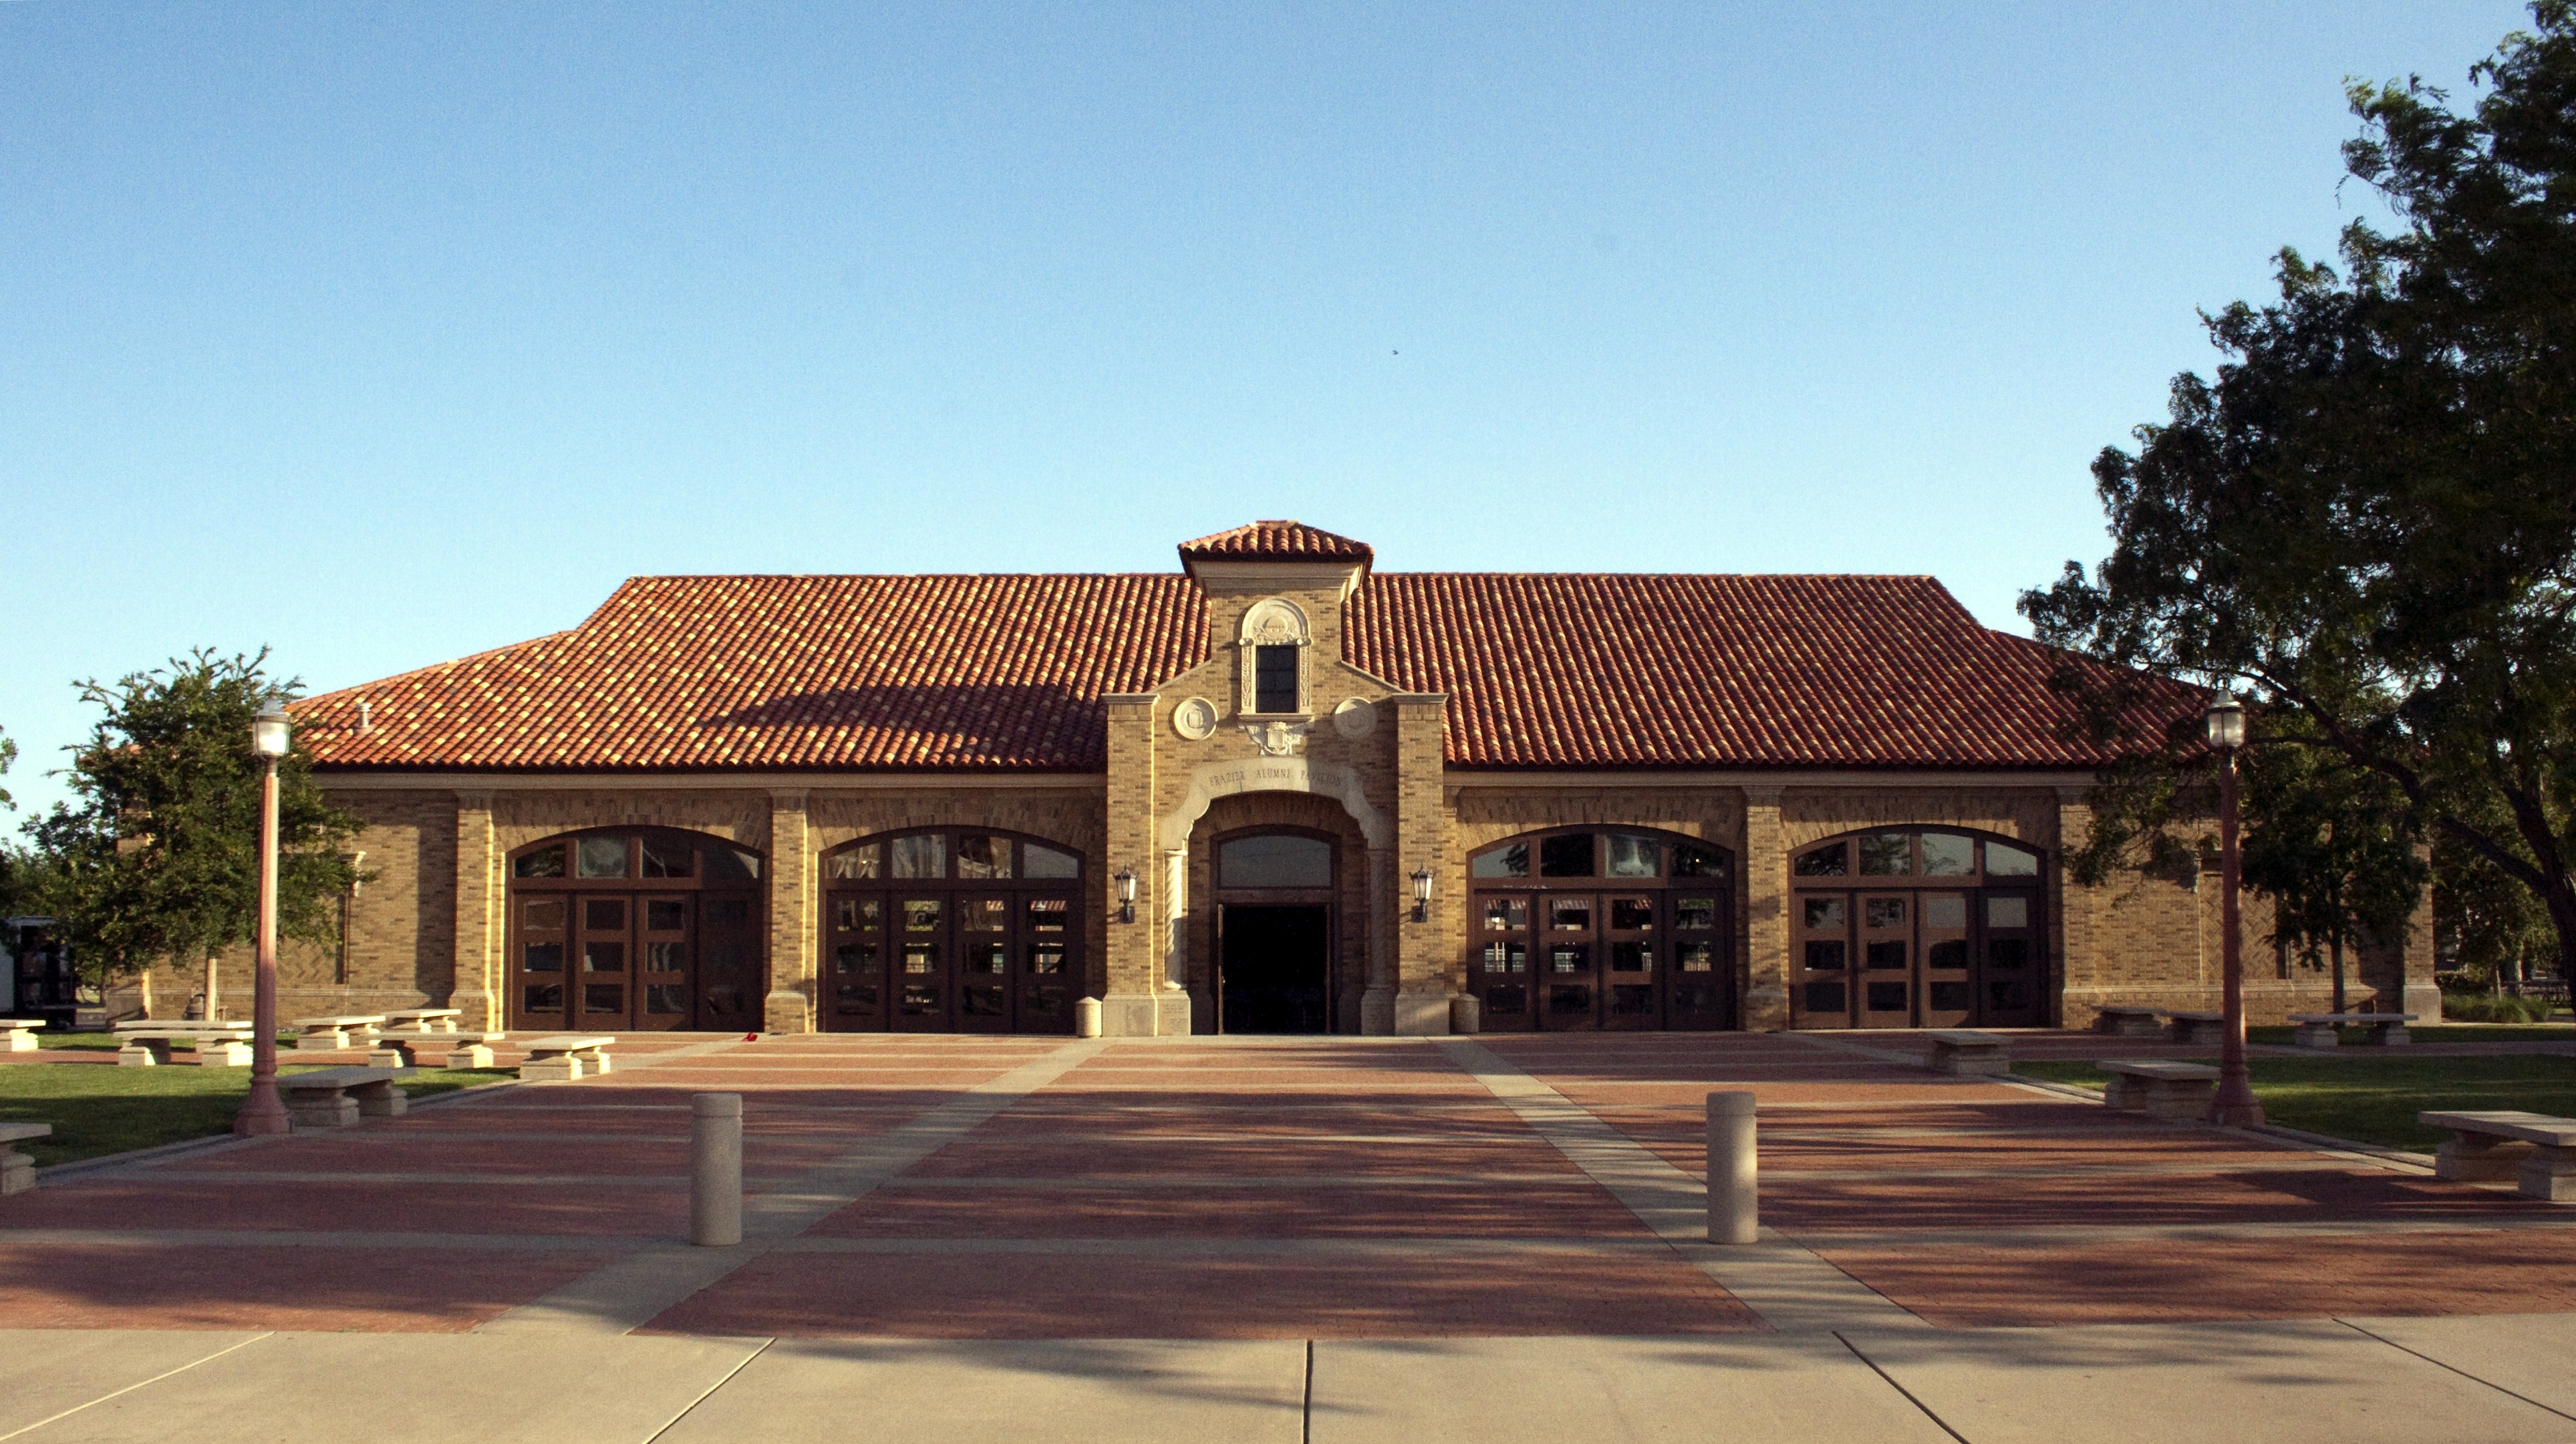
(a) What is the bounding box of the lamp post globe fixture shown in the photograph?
[1409,866,1433,923]
[234,707,295,1137]
[2204,691,2265,1129]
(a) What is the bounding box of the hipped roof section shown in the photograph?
[294,567,2190,774]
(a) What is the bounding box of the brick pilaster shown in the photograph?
[1742,786,1788,1030]
[1391,692,1450,1034]
[452,790,501,1030]
[1101,692,1163,1034]
[2053,789,2095,1029]
[763,790,815,1034]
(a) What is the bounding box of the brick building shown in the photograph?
[204,521,2433,1035]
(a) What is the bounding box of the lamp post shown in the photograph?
[2204,691,2264,1129]
[234,707,293,1137]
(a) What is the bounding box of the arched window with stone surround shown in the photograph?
[1465,827,1735,1033]
[818,827,1085,1036]
[1788,828,2045,1030]
[506,828,766,1034]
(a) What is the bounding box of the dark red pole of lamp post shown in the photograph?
[234,707,292,1137]
[2206,692,2265,1128]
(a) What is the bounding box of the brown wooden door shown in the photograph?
[1016,895,1076,1034]
[955,895,1014,1034]
[1858,894,1913,1027]
[891,895,952,1031]
[1539,893,1602,1031]
[1920,891,1974,1028]
[1469,893,1535,1031]
[1792,893,1852,1028]
[633,897,692,1032]
[1602,893,1659,1030]
[576,895,635,1030]
[1665,890,1731,1030]
[513,893,572,1030]
[825,893,887,1032]
[1979,891,2044,1026]
[698,893,760,1032]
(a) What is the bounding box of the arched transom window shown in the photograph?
[506,829,765,1034]
[821,829,1085,1036]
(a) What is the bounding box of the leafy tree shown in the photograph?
[23,649,362,994]
[2237,737,2428,1010]
[2024,3,2576,981]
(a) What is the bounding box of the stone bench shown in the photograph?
[2100,1060,2221,1119]
[370,1030,508,1070]
[0,1019,43,1053]
[1,1122,49,1195]
[2094,1006,2165,1039]
[111,1024,255,1067]
[382,1008,464,1034]
[279,1066,407,1130]
[2422,1111,2576,1203]
[2162,1010,2226,1044]
[2287,1012,2418,1048]
[291,1015,389,1050]
[519,1034,615,1082]
[1924,1030,2011,1076]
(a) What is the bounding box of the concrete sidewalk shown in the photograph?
[8,1314,2576,1443]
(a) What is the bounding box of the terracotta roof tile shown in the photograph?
[1177,520,1374,565]
[297,571,2188,774]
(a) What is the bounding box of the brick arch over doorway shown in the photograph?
[1464,825,1738,1032]
[815,827,1089,1035]
[504,827,767,1033]
[1185,792,1378,1034]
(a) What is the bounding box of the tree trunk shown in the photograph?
[2330,935,2346,1014]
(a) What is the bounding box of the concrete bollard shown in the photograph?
[1706,1089,1758,1245]
[690,1092,744,1247]
[1075,996,1103,1039]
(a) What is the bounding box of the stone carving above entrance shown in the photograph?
[1239,597,1311,646]
[1172,697,1219,740]
[1332,698,1376,739]
[1244,718,1311,757]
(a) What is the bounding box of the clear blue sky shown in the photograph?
[0,1,2534,821]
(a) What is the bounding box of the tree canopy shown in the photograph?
[23,649,362,983]
[2023,3,2576,977]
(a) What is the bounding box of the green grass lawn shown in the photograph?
[0,1062,514,1167]
[2015,1054,2576,1151]
[2247,1024,2576,1046]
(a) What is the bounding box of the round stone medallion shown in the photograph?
[1332,697,1377,739]
[1172,696,1219,740]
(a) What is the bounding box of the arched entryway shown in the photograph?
[1466,827,1736,1032]
[1788,828,2046,1029]
[1212,829,1338,1034]
[506,829,766,1032]
[819,828,1086,1034]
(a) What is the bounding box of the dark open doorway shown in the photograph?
[1220,904,1330,1034]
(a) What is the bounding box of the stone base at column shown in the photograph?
[2404,982,2445,1023]
[1394,989,1450,1036]
[1099,993,1163,1036]
[1157,990,1192,1036]
[450,990,500,1032]
[762,988,814,1035]
[1361,987,1395,1036]
[1743,980,1790,1032]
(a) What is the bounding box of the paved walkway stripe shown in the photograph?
[475,1038,1106,1336]
[1781,1213,2576,1251]
[1433,1036,1928,1334]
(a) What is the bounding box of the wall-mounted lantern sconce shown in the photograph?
[1115,868,1138,923]
[1410,866,1433,923]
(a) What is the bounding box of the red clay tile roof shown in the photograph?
[297,568,2190,774]
[1177,520,1374,566]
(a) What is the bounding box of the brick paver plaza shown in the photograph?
[7,1032,2576,1441]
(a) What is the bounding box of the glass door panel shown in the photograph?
[577,896,635,1028]
[892,897,952,1031]
[956,895,1012,1034]
[698,894,759,1032]
[1858,895,1912,1027]
[635,897,692,1031]
[1666,893,1729,1030]
[1920,892,1973,1028]
[826,893,886,1032]
[1979,891,2043,1026]
[1541,893,1601,1031]
[513,893,571,1030]
[1792,893,1853,1028]
[1469,894,1534,1032]
[1017,895,1074,1033]
[1602,894,1659,1030]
